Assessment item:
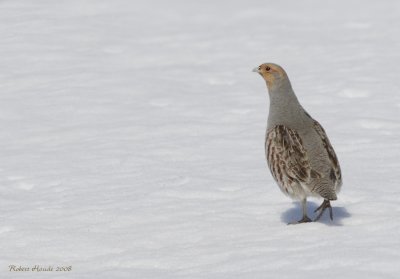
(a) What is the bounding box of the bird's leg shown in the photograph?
[299,198,313,223]
[314,199,333,221]
[288,198,312,225]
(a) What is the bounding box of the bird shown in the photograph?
[253,63,342,224]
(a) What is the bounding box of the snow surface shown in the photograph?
[1,0,400,278]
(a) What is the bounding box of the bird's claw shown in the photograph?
[288,215,312,225]
[314,199,333,221]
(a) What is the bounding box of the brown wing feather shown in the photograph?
[312,120,343,190]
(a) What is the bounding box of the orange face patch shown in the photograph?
[257,63,287,87]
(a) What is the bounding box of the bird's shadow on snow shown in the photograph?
[280,201,351,226]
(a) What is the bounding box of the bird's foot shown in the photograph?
[288,215,312,225]
[314,199,333,221]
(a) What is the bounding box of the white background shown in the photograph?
[1,0,400,278]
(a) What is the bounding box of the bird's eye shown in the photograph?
[265,66,271,71]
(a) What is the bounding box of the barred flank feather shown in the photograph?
[265,125,317,198]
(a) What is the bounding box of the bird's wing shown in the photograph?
[265,125,319,194]
[312,120,343,190]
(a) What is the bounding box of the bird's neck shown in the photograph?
[267,81,304,129]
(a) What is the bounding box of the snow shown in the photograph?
[1,0,400,278]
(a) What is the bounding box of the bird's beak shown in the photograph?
[252,67,260,73]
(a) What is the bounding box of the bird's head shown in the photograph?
[252,63,290,90]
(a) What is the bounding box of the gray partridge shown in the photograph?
[253,63,342,224]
